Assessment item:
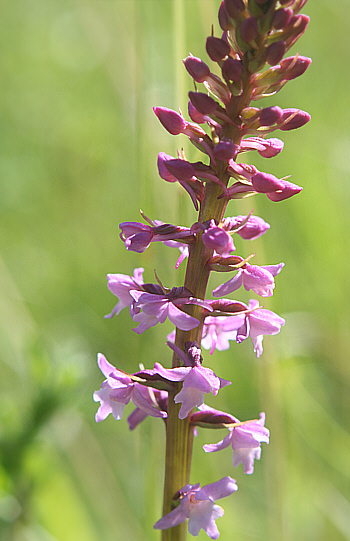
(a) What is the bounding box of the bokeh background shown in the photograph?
[1,1,350,540]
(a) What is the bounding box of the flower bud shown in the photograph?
[278,108,310,131]
[259,106,283,127]
[224,0,245,18]
[153,106,186,135]
[266,41,286,66]
[266,179,302,202]
[188,101,207,124]
[221,57,243,83]
[218,2,231,31]
[202,225,235,256]
[213,140,239,161]
[241,17,259,43]
[164,159,196,181]
[189,91,218,115]
[157,153,178,182]
[258,138,284,158]
[206,36,231,62]
[280,55,311,80]
[252,172,285,193]
[272,8,293,29]
[183,55,210,83]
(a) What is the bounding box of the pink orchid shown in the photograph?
[213,263,284,297]
[93,354,167,422]
[154,477,238,539]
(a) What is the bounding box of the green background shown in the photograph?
[1,1,349,540]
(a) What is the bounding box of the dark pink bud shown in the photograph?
[202,226,235,256]
[221,57,243,83]
[266,180,302,202]
[183,55,211,83]
[157,153,178,182]
[278,108,311,131]
[164,159,196,181]
[280,55,312,80]
[206,36,230,62]
[279,0,293,5]
[218,2,231,31]
[188,101,207,124]
[259,106,283,127]
[241,17,259,43]
[266,41,286,66]
[224,0,245,18]
[288,14,309,39]
[213,140,239,161]
[272,8,293,29]
[153,106,186,135]
[252,172,285,193]
[189,91,218,115]
[258,138,284,158]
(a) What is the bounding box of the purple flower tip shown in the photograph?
[153,106,186,135]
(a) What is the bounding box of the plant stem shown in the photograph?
[161,75,254,541]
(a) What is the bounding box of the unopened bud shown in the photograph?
[259,106,283,127]
[252,172,285,193]
[280,55,311,80]
[241,17,259,43]
[183,55,211,83]
[278,108,310,131]
[218,2,231,31]
[206,36,231,62]
[224,0,245,18]
[272,8,293,29]
[213,140,239,161]
[188,101,207,124]
[189,91,218,115]
[266,41,286,66]
[221,57,243,83]
[164,159,196,181]
[258,138,284,158]
[267,179,302,202]
[153,107,186,135]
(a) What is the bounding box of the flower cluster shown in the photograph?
[94,1,310,538]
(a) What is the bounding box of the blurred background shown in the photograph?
[1,1,349,540]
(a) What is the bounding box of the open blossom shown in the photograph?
[127,389,168,430]
[130,287,212,334]
[237,299,285,357]
[154,477,238,539]
[213,263,284,297]
[105,268,144,318]
[201,316,244,355]
[93,354,167,422]
[201,406,269,474]
[154,342,231,419]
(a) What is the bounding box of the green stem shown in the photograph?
[161,74,254,541]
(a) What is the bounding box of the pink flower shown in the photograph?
[105,268,144,318]
[201,316,244,355]
[93,354,167,422]
[236,299,285,357]
[154,477,238,539]
[130,287,212,334]
[202,406,269,474]
[213,263,284,297]
[154,342,231,419]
